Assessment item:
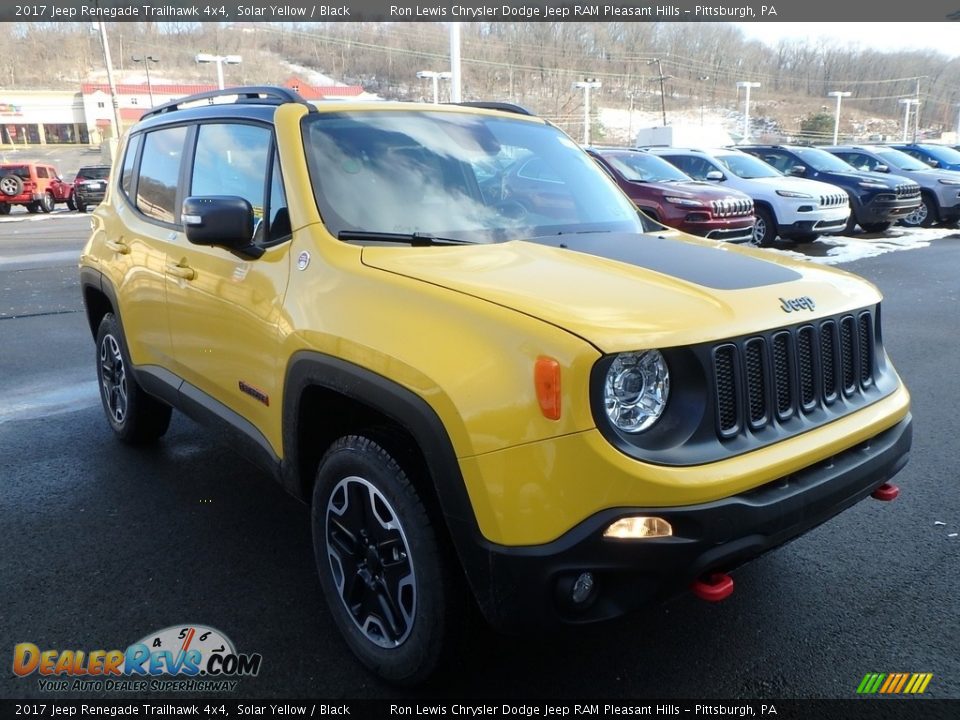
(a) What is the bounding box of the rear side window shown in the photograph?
[137,126,188,224]
[36,166,48,178]
[120,136,141,198]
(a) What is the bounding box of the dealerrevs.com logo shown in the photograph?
[13,624,262,692]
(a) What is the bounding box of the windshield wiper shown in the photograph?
[338,230,471,246]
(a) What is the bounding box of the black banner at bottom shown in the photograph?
[1,699,957,720]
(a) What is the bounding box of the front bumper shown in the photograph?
[859,196,920,223]
[469,413,911,632]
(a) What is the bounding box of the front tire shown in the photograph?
[860,222,891,233]
[95,313,172,444]
[0,203,10,215]
[76,199,88,213]
[753,207,777,246]
[312,435,461,685]
[66,195,76,211]
[39,191,54,213]
[901,194,937,228]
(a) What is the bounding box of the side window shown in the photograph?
[667,155,708,180]
[137,126,188,224]
[120,134,142,199]
[841,153,872,172]
[191,123,271,235]
[267,150,290,244]
[762,151,795,174]
[36,166,48,179]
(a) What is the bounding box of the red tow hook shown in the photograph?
[871,482,900,501]
[690,572,735,602]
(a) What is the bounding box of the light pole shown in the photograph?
[573,79,602,146]
[195,53,242,90]
[698,75,710,126]
[131,55,159,107]
[647,59,672,127]
[416,70,452,104]
[736,81,761,143]
[899,98,919,142]
[828,91,851,144]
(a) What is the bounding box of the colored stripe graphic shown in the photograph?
[858,673,932,694]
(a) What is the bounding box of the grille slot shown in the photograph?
[858,312,874,387]
[772,332,794,419]
[839,316,857,395]
[744,339,768,426]
[713,345,739,435]
[711,310,877,440]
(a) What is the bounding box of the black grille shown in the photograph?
[712,310,878,439]
[715,345,738,434]
[821,320,837,401]
[858,312,873,387]
[772,332,793,418]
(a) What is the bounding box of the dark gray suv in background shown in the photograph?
[822,145,960,227]
[72,165,111,212]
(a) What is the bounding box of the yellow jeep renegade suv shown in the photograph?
[80,87,912,684]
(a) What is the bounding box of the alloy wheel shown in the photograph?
[325,475,417,648]
[99,333,128,424]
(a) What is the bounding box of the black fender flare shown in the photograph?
[281,351,504,617]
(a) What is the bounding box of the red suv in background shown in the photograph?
[0,162,74,214]
[587,147,755,242]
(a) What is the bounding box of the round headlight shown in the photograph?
[603,350,670,433]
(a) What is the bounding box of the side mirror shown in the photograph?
[788,165,807,177]
[705,170,724,182]
[874,164,889,173]
[182,196,263,259]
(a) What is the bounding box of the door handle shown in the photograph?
[167,262,196,281]
[105,240,129,255]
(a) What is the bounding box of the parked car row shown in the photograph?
[0,162,110,215]
[584,141,960,245]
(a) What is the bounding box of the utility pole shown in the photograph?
[97,22,122,144]
[647,59,671,127]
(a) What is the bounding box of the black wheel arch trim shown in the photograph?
[282,351,499,621]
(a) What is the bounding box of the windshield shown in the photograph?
[875,149,930,171]
[77,167,110,180]
[917,145,960,165]
[601,151,692,183]
[302,111,647,243]
[793,147,856,173]
[713,152,782,179]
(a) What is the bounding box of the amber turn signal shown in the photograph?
[535,356,561,420]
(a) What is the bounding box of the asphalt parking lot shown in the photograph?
[0,211,958,709]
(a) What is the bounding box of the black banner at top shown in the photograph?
[4,0,960,23]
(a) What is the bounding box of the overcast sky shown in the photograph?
[736,22,960,58]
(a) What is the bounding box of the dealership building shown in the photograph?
[0,77,365,146]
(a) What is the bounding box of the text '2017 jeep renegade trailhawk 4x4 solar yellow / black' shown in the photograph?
[80,87,912,684]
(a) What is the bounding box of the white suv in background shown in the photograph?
[647,147,850,246]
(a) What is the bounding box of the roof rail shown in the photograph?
[140,85,315,121]
[454,101,536,117]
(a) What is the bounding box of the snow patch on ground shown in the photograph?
[769,227,958,266]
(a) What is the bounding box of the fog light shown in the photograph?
[571,572,595,604]
[603,516,673,539]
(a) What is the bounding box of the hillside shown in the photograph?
[2,21,956,143]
